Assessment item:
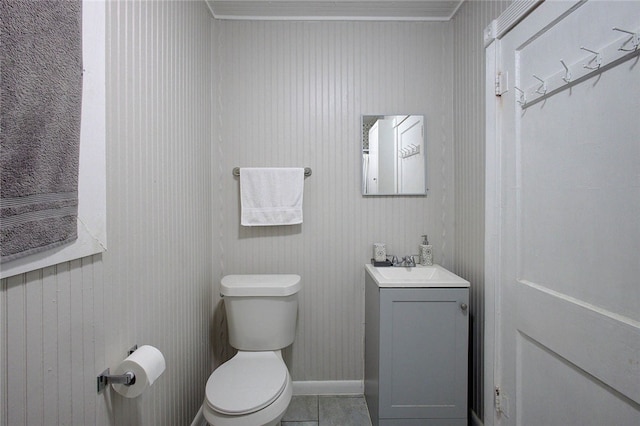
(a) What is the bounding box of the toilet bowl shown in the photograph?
[202,274,300,426]
[202,351,292,426]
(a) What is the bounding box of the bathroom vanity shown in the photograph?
[364,264,470,426]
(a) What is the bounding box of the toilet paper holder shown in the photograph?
[96,344,138,393]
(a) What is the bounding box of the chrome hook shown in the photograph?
[613,27,640,52]
[560,60,572,83]
[533,75,547,95]
[514,86,526,105]
[581,46,602,70]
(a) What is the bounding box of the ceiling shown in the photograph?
[205,1,466,21]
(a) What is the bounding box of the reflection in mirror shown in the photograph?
[362,115,426,195]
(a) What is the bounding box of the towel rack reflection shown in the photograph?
[232,167,312,177]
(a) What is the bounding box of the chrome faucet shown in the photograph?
[404,255,416,267]
[391,255,416,267]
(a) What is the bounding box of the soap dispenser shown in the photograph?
[419,235,433,266]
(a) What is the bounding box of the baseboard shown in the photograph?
[470,409,483,426]
[292,380,364,396]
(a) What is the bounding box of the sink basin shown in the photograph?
[365,263,470,288]
[375,266,440,280]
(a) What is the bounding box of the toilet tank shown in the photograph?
[221,274,300,351]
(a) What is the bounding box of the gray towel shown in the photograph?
[1,0,83,263]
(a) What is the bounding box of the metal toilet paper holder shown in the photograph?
[96,344,138,393]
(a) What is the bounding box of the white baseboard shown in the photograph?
[292,380,364,396]
[471,409,483,426]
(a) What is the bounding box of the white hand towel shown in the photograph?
[240,168,304,226]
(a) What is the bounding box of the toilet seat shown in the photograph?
[205,351,288,416]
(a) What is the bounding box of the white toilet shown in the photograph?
[202,274,301,426]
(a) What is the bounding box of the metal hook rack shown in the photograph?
[399,144,420,159]
[517,23,640,109]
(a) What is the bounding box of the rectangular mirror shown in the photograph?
[362,115,426,195]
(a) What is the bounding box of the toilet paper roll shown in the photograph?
[112,345,166,398]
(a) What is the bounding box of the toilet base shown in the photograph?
[202,371,292,426]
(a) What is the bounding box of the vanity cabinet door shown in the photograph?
[378,287,469,423]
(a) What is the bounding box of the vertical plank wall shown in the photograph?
[452,0,511,422]
[1,2,214,425]
[213,21,455,381]
[1,2,515,424]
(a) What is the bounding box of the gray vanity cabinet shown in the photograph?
[365,273,469,426]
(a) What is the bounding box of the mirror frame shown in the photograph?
[361,114,427,196]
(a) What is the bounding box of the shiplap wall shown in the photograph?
[1,2,213,425]
[451,0,510,422]
[1,2,514,424]
[213,20,455,381]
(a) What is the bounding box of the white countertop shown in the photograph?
[365,263,470,288]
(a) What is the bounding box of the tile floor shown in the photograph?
[281,395,372,426]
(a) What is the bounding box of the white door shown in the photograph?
[397,115,425,193]
[486,1,640,424]
[368,121,379,193]
[376,118,397,194]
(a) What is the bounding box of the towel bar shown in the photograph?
[232,167,312,177]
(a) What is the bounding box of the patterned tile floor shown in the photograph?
[281,395,372,426]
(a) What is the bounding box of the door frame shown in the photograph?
[483,1,543,424]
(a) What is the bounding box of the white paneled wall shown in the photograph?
[1,2,213,425]
[1,2,514,424]
[1,257,106,425]
[452,0,510,422]
[213,20,455,381]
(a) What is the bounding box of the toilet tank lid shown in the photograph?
[221,274,301,297]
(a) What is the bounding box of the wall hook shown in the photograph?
[533,75,547,95]
[612,27,640,52]
[514,86,526,105]
[580,46,602,70]
[560,60,572,83]
[399,144,420,159]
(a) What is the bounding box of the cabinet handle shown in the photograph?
[460,303,468,311]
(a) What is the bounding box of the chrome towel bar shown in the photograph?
[232,167,312,177]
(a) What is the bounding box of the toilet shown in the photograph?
[202,274,301,426]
